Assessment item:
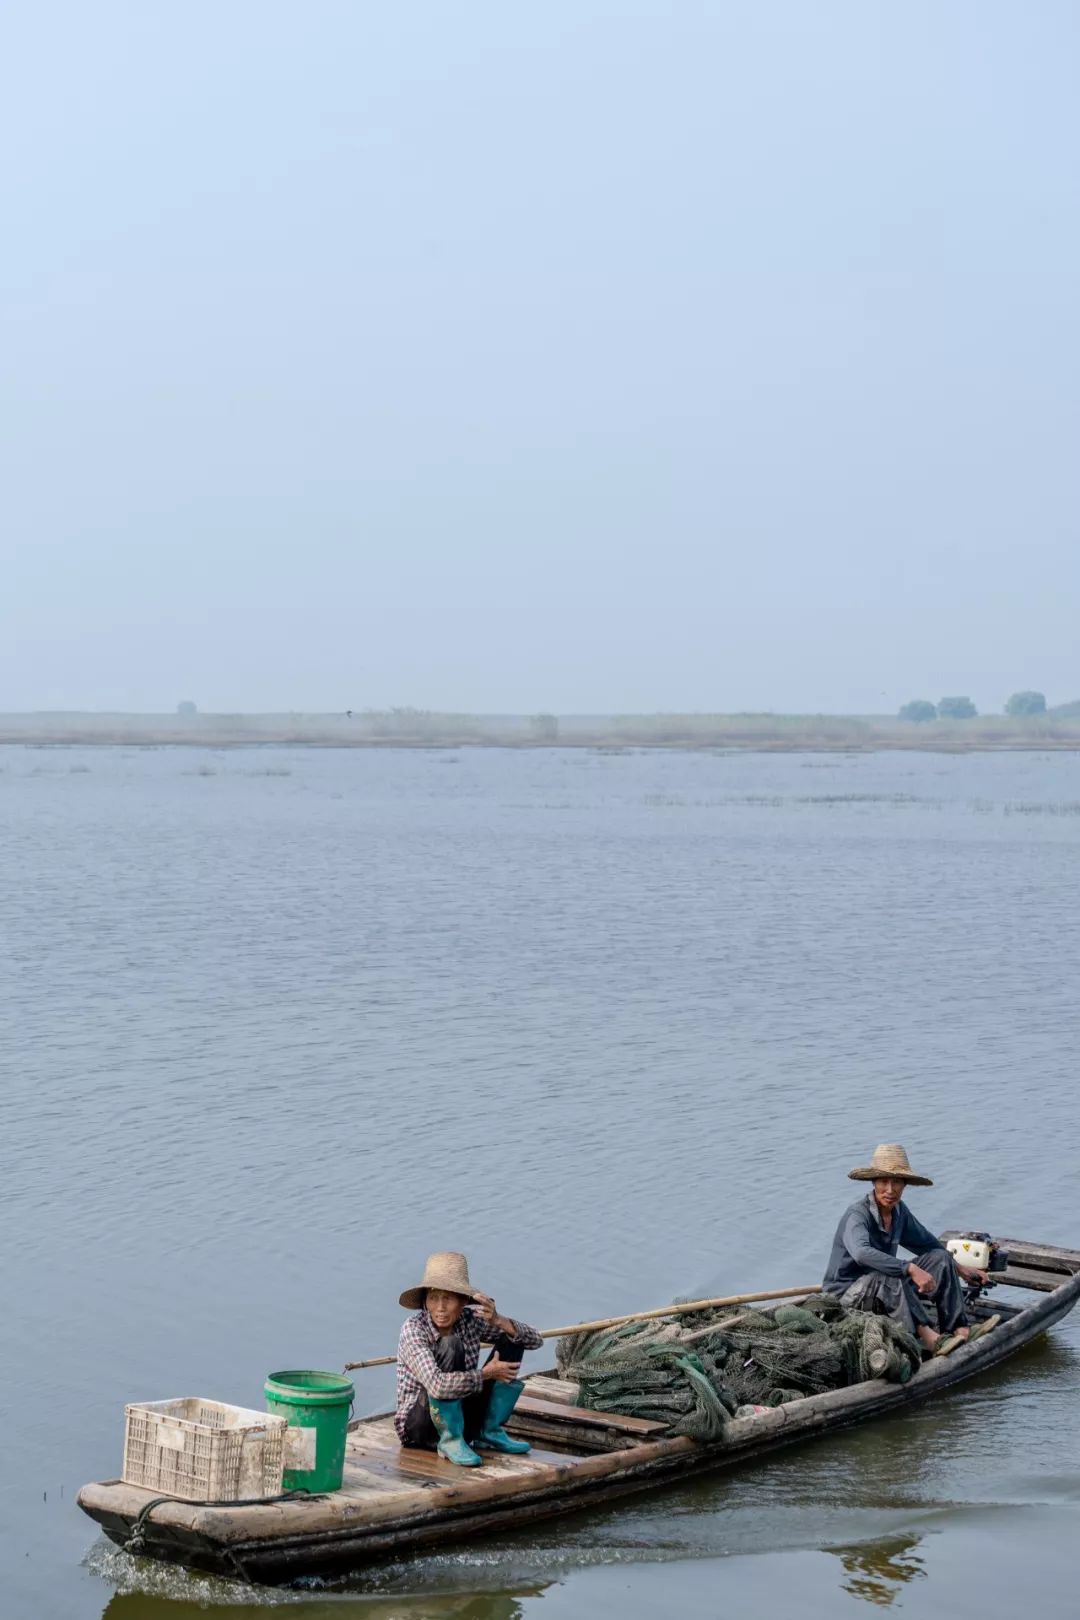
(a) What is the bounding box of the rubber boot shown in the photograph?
[428,1398,483,1467]
[477,1380,531,1454]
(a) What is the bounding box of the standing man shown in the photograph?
[395,1251,543,1466]
[823,1144,997,1357]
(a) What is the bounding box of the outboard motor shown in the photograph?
[946,1232,1009,1310]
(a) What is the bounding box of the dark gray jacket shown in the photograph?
[823,1192,944,1295]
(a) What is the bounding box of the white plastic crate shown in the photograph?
[122,1398,287,1502]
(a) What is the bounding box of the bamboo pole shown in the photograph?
[343,1285,822,1371]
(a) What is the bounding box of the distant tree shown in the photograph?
[899,699,937,722]
[1005,690,1047,717]
[1050,699,1080,718]
[177,700,197,717]
[937,696,977,719]
[529,713,559,742]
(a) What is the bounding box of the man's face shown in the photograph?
[426,1288,467,1331]
[873,1176,906,1211]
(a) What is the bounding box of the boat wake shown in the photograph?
[83,1539,306,1606]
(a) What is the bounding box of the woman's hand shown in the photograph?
[474,1292,512,1337]
[482,1352,521,1383]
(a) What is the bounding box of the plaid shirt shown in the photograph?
[394,1305,543,1440]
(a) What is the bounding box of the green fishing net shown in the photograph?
[555,1297,921,1441]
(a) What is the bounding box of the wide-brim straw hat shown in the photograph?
[848,1143,933,1187]
[399,1251,482,1310]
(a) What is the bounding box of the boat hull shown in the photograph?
[78,1265,1080,1584]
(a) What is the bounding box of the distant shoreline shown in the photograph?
[3,713,1080,753]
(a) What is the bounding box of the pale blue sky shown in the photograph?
[3,1,1078,714]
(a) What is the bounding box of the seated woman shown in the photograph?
[823,1144,996,1357]
[395,1251,543,1467]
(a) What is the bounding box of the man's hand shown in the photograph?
[957,1264,989,1285]
[482,1352,521,1384]
[907,1262,936,1296]
[474,1292,512,1338]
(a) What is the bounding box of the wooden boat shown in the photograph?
[78,1235,1080,1586]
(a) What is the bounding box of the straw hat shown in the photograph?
[848,1144,933,1187]
[399,1251,482,1310]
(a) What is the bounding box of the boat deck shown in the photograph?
[345,1413,580,1495]
[340,1374,665,1504]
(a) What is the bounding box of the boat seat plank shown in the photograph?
[994,1265,1061,1293]
[996,1240,1080,1275]
[514,1395,667,1436]
[524,1375,580,1404]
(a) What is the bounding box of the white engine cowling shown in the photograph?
[946,1236,992,1270]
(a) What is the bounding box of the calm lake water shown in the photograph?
[4,744,1080,1620]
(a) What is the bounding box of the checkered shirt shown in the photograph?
[394,1305,543,1440]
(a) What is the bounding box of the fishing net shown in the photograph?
[554,1319,732,1441]
[555,1298,922,1441]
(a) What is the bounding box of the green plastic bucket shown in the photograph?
[265,1370,355,1493]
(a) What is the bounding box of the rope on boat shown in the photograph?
[123,1486,323,1577]
[123,1497,175,1556]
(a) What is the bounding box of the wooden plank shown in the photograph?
[349,1415,400,1444]
[510,1445,585,1467]
[505,1416,635,1454]
[338,1463,410,1499]
[345,1422,415,1463]
[389,1449,555,1482]
[374,1452,458,1482]
[514,1395,666,1436]
[346,1429,584,1487]
[524,1375,579,1404]
[995,1239,1080,1276]
[970,1297,1020,1321]
[990,1265,1060,1294]
[347,1430,404,1456]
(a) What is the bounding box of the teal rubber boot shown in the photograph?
[428,1398,483,1467]
[477,1380,531,1455]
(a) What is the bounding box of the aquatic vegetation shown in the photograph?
[793,792,928,806]
[1004,800,1080,816]
[643,791,937,811]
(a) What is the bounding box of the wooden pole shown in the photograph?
[343,1285,822,1371]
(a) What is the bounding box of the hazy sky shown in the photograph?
[3,2,1078,714]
